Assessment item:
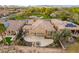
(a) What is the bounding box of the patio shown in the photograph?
[24,36,53,47]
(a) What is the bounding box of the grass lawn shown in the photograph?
[32,14,53,19]
[9,15,27,20]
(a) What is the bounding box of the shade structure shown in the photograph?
[24,36,53,47]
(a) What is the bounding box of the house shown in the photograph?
[23,19,55,47]
[51,19,79,36]
[24,20,55,38]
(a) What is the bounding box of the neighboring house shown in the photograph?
[51,19,79,36]
[0,20,26,41]
[6,20,25,35]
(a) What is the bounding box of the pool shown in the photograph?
[5,37,13,45]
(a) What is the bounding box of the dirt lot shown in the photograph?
[0,45,65,53]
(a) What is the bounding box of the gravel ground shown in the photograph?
[0,45,66,53]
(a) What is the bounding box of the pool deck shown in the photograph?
[24,36,53,47]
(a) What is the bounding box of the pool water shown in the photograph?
[5,37,12,45]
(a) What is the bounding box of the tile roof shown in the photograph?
[30,20,55,33]
[51,19,79,30]
[6,20,25,31]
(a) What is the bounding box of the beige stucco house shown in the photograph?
[23,19,55,38]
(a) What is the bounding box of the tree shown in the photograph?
[15,22,26,45]
[60,29,72,41]
[52,29,72,49]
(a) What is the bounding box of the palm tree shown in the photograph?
[52,29,72,49]
[15,22,26,45]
